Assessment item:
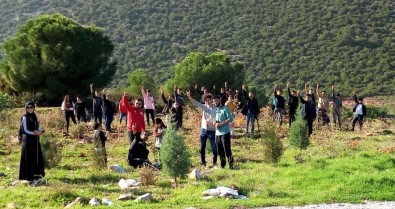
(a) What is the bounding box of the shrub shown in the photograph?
[289,109,310,150]
[160,122,190,186]
[92,148,107,170]
[366,105,388,119]
[139,165,158,186]
[69,122,87,139]
[0,93,11,109]
[40,132,63,168]
[261,125,283,164]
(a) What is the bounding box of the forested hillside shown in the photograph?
[0,0,394,96]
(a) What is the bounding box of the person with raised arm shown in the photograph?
[102,89,116,132]
[160,89,175,115]
[186,90,218,167]
[300,93,316,137]
[274,85,285,126]
[141,86,155,126]
[121,92,146,146]
[304,82,316,104]
[241,83,259,136]
[195,84,209,103]
[287,82,299,127]
[351,91,367,132]
[174,85,185,128]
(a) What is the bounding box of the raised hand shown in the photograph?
[160,89,163,94]
[242,83,246,90]
[194,84,198,89]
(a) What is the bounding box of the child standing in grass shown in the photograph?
[93,123,107,166]
[154,118,166,150]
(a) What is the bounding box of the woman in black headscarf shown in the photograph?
[19,101,45,181]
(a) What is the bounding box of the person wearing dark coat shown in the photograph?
[241,84,259,136]
[174,85,185,128]
[160,89,175,114]
[19,101,45,181]
[128,132,151,168]
[287,82,299,127]
[300,94,316,137]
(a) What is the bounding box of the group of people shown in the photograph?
[18,80,368,183]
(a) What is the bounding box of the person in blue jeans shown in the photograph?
[90,83,103,124]
[241,83,259,136]
[101,89,116,132]
[186,90,218,167]
[212,95,234,169]
[351,92,367,132]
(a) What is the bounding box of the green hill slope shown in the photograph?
[0,0,394,95]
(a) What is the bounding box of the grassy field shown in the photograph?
[1,98,395,209]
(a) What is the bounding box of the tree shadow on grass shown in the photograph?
[58,173,121,185]
[236,158,265,164]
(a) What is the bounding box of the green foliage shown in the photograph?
[1,1,393,96]
[127,68,156,98]
[160,122,190,186]
[366,105,388,119]
[165,52,244,95]
[289,109,310,150]
[40,132,63,168]
[69,122,87,139]
[0,13,115,103]
[92,148,107,170]
[261,125,284,164]
[0,92,11,109]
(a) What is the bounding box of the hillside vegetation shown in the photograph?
[0,0,394,95]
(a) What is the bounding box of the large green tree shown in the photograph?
[127,68,156,98]
[165,52,244,94]
[0,13,115,102]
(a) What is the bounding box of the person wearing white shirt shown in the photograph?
[61,95,77,134]
[351,93,367,132]
[186,90,218,167]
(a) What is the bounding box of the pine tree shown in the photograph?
[289,109,310,151]
[262,124,283,164]
[160,122,190,186]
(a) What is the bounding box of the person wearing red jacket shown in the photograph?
[121,92,146,146]
[118,96,128,125]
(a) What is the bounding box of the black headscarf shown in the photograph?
[23,101,38,130]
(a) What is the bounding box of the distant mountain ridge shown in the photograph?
[0,0,394,96]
